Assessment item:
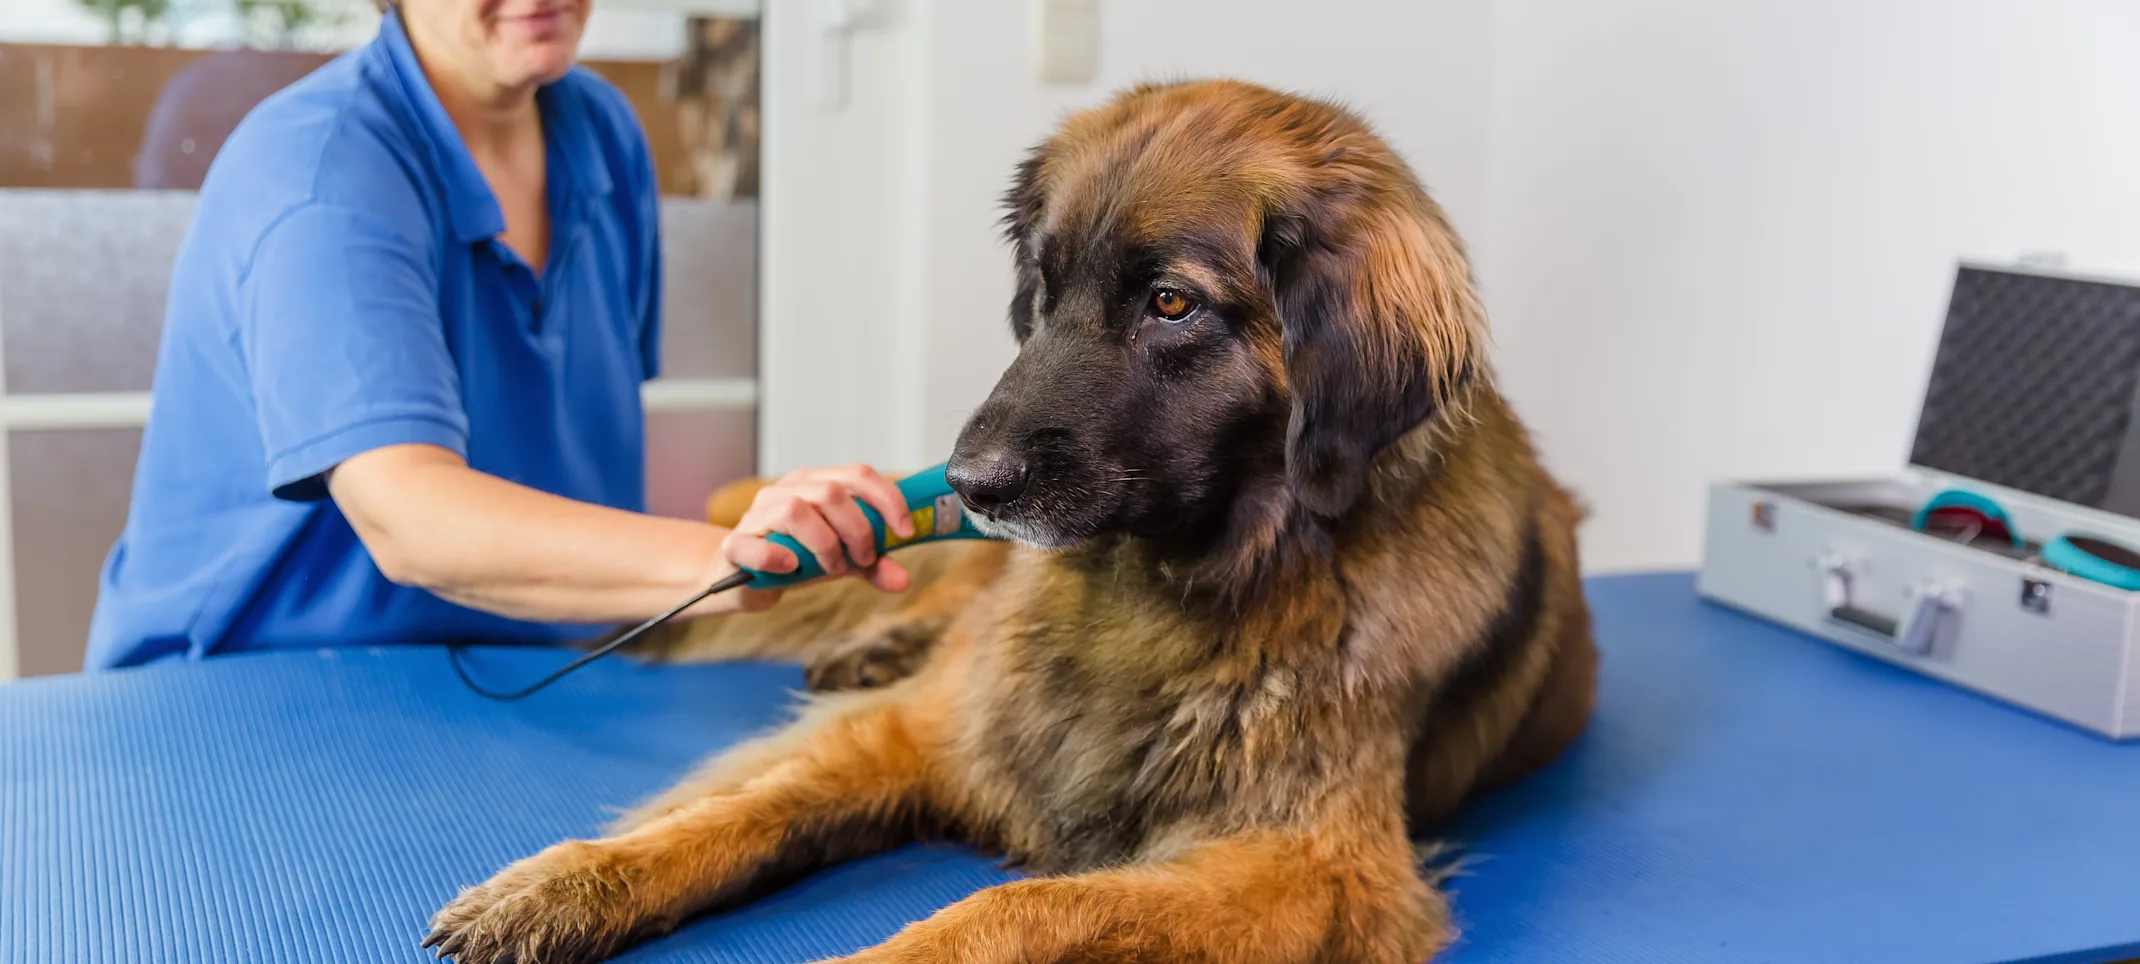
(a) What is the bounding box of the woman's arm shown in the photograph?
[327,443,912,623]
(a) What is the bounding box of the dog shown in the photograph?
[425,78,1597,964]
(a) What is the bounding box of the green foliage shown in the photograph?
[73,0,357,48]
[235,0,332,48]
[73,0,171,44]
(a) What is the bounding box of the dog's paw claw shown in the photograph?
[422,842,661,964]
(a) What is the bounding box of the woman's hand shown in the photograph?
[717,464,915,610]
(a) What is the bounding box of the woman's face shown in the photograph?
[399,0,589,95]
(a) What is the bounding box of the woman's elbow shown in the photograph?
[332,490,437,587]
[335,491,453,590]
[358,530,438,589]
[326,445,471,590]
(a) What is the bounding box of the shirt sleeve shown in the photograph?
[240,203,469,502]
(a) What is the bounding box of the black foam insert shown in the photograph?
[1910,265,2140,515]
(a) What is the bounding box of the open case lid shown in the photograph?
[1909,262,2140,518]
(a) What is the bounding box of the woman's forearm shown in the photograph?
[328,443,748,623]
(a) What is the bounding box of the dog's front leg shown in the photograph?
[425,692,942,964]
[832,829,1449,964]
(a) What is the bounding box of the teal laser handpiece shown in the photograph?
[742,462,992,589]
[448,462,995,701]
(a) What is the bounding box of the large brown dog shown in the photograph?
[426,79,1597,964]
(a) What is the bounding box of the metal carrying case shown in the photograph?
[1698,263,2140,738]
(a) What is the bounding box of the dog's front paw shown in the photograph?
[423,840,669,964]
[804,622,937,692]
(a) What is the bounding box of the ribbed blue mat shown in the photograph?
[4,574,2139,963]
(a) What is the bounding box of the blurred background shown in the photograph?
[0,0,2136,677]
[0,0,762,675]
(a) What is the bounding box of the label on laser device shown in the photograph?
[880,495,966,552]
[883,507,931,551]
[933,495,963,536]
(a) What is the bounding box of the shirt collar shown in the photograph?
[538,78,615,205]
[369,8,611,245]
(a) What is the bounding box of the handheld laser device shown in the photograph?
[449,462,996,700]
[742,462,991,589]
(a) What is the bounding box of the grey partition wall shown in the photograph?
[0,190,760,677]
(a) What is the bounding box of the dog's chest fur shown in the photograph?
[951,548,1399,874]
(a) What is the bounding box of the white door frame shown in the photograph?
[755,0,934,476]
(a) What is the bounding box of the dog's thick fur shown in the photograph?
[427,79,1597,964]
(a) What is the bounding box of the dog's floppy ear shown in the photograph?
[1261,187,1481,520]
[1001,148,1048,340]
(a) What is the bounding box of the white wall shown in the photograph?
[1478,0,2140,572]
[760,0,1498,474]
[765,0,2140,574]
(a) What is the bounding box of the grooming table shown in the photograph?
[4,573,2138,964]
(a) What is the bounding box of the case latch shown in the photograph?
[1814,553,1966,656]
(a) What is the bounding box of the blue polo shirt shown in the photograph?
[85,9,662,670]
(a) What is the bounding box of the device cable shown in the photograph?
[445,568,754,701]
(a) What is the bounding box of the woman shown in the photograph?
[85,0,909,669]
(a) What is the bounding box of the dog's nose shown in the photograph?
[947,448,1030,514]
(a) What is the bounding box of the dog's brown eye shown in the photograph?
[1150,289,1198,321]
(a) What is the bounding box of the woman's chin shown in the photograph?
[507,55,578,89]
[493,37,581,87]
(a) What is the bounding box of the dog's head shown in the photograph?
[949,80,1483,579]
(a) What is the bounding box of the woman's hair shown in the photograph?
[373,0,392,11]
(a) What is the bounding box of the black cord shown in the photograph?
[446,569,756,701]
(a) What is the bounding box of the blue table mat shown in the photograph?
[4,573,2138,963]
